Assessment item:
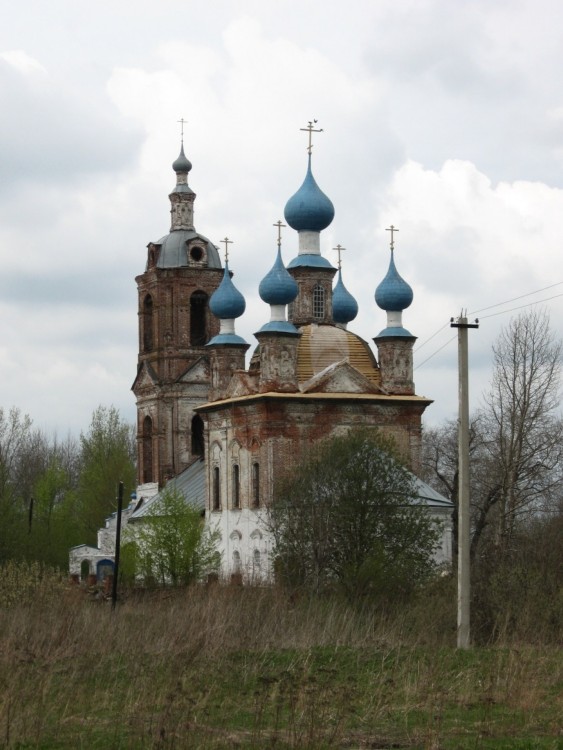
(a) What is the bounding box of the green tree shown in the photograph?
[270,430,441,600]
[0,407,44,562]
[132,488,220,586]
[76,405,136,542]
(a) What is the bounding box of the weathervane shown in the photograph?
[386,225,399,252]
[300,120,323,154]
[220,237,233,264]
[333,244,345,269]
[177,118,187,145]
[273,220,286,249]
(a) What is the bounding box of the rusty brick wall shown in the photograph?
[202,394,427,512]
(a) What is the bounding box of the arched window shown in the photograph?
[232,550,241,573]
[253,549,261,569]
[142,416,153,483]
[143,295,154,351]
[190,291,208,346]
[212,466,221,511]
[232,464,240,509]
[191,414,204,457]
[313,284,325,320]
[252,463,260,508]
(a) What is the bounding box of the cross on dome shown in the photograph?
[386,225,399,252]
[220,237,233,264]
[300,120,324,154]
[177,118,187,144]
[273,220,286,249]
[333,244,346,269]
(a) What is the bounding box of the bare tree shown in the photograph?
[483,309,563,551]
[422,309,563,561]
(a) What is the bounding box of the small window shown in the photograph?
[142,416,153,483]
[190,291,208,346]
[212,467,221,511]
[233,550,241,573]
[143,295,154,351]
[191,414,204,457]
[190,246,203,262]
[252,463,260,508]
[313,284,325,319]
[232,464,240,509]
[253,549,261,569]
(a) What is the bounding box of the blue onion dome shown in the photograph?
[284,155,335,232]
[209,264,246,319]
[259,248,298,305]
[172,144,192,174]
[333,269,359,324]
[375,251,413,311]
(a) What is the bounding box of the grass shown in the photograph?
[0,584,561,748]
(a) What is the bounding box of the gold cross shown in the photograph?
[386,225,399,251]
[178,118,187,144]
[333,244,345,269]
[273,220,286,249]
[220,237,233,264]
[300,120,323,154]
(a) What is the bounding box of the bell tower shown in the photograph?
[132,141,223,487]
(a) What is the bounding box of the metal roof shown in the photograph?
[296,324,380,387]
[412,477,454,507]
[130,458,206,520]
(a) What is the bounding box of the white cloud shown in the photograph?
[2,0,563,437]
[0,49,47,75]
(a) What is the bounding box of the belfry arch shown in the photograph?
[190,290,208,346]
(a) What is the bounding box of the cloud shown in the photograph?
[0,50,47,75]
[0,54,142,193]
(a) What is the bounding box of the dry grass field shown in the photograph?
[0,566,561,749]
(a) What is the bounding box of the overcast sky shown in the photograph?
[2,0,563,436]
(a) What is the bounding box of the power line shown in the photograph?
[414,284,563,369]
[478,292,563,320]
[414,321,450,352]
[414,333,457,370]
[468,281,563,316]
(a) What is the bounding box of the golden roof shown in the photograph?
[296,324,380,387]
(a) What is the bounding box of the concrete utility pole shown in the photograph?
[450,314,479,649]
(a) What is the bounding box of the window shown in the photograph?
[143,294,154,351]
[190,246,203,262]
[253,549,261,569]
[252,463,260,508]
[232,464,240,509]
[190,291,208,345]
[191,415,204,457]
[313,284,325,319]
[142,416,153,483]
[232,550,241,573]
[212,466,221,511]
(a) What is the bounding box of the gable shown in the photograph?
[300,359,384,394]
[176,356,210,385]
[131,361,158,394]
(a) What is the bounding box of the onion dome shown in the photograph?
[208,264,247,346]
[284,155,335,232]
[256,245,300,336]
[375,249,414,338]
[259,248,298,305]
[332,269,358,325]
[172,145,192,174]
[375,251,413,312]
[210,264,246,319]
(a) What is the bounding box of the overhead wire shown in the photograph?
[413,282,563,370]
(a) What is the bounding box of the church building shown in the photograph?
[70,125,452,583]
